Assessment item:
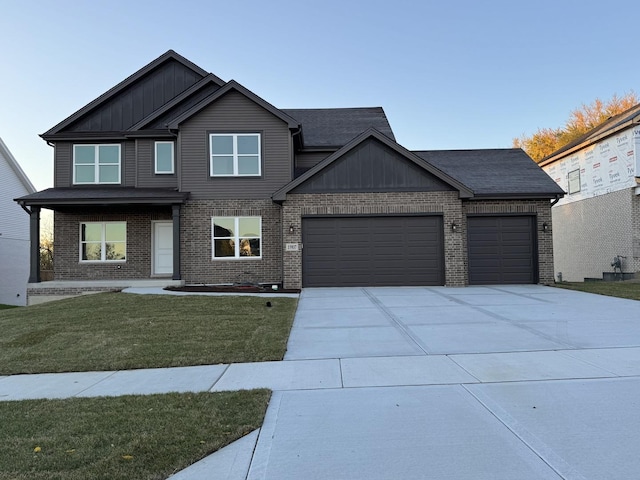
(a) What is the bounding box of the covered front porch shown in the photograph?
[14,187,188,304]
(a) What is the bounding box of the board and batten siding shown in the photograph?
[135,139,178,188]
[179,91,293,199]
[0,142,34,305]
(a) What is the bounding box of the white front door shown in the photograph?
[153,222,173,275]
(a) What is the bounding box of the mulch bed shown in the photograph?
[165,285,301,294]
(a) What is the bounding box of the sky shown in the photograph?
[1,0,639,190]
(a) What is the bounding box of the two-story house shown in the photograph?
[1,137,35,306]
[16,50,564,304]
[540,105,640,281]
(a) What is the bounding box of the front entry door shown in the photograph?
[153,222,173,276]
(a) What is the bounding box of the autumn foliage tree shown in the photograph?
[513,92,639,162]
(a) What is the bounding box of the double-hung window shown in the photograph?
[80,222,126,262]
[73,144,121,184]
[568,169,581,194]
[210,133,261,176]
[212,217,261,259]
[155,141,175,174]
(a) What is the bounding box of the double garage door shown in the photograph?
[302,215,537,287]
[302,216,444,287]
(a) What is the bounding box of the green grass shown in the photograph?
[0,390,270,480]
[0,304,19,310]
[554,281,640,301]
[0,292,298,375]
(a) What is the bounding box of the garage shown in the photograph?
[467,216,537,284]
[302,216,445,287]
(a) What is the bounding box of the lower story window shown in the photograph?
[80,222,126,262]
[212,217,261,259]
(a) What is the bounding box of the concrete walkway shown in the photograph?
[2,285,640,479]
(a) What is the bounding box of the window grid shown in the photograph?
[211,216,262,259]
[73,144,121,184]
[209,134,261,177]
[79,222,127,262]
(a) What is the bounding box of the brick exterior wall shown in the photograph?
[54,207,172,280]
[552,189,637,281]
[282,193,554,289]
[181,199,283,285]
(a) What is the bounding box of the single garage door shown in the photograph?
[302,216,444,287]
[467,216,537,284]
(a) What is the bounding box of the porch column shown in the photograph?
[29,206,41,283]
[171,204,181,280]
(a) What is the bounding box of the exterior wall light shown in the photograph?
[289,225,295,234]
[451,222,458,232]
[542,222,549,232]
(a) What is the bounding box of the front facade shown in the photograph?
[1,137,35,305]
[17,51,563,303]
[540,107,640,281]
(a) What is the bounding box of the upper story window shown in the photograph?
[210,133,261,177]
[155,141,175,174]
[568,169,581,194]
[73,144,121,184]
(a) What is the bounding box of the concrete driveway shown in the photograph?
[247,286,640,480]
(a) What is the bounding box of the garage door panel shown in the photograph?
[468,216,536,285]
[302,216,444,287]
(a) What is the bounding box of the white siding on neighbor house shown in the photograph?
[543,128,637,206]
[0,138,35,306]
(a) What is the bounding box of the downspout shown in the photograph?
[550,195,561,207]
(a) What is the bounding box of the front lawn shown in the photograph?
[554,281,640,301]
[0,390,270,480]
[0,304,18,310]
[0,292,298,375]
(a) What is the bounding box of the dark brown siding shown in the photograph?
[123,140,136,187]
[66,60,203,132]
[136,139,178,188]
[293,139,456,194]
[295,151,331,171]
[179,91,292,199]
[54,142,72,187]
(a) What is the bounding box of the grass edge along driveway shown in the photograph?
[0,390,271,480]
[0,292,298,375]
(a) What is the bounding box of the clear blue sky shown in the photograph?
[1,0,638,190]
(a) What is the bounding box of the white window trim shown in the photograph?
[79,222,127,263]
[209,133,261,177]
[211,216,262,260]
[155,141,175,174]
[73,144,122,185]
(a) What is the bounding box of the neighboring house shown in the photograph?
[1,137,36,306]
[15,50,563,304]
[540,105,640,281]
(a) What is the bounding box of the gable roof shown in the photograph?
[540,103,640,166]
[167,80,300,129]
[282,107,395,148]
[414,149,565,198]
[273,129,473,201]
[42,50,221,139]
[0,137,35,194]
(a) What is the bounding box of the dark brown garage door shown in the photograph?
[302,216,444,287]
[467,216,537,285]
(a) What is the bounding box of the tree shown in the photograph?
[513,92,639,162]
[40,212,54,279]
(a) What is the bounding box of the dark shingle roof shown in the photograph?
[282,107,395,148]
[414,149,565,197]
[15,187,188,206]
